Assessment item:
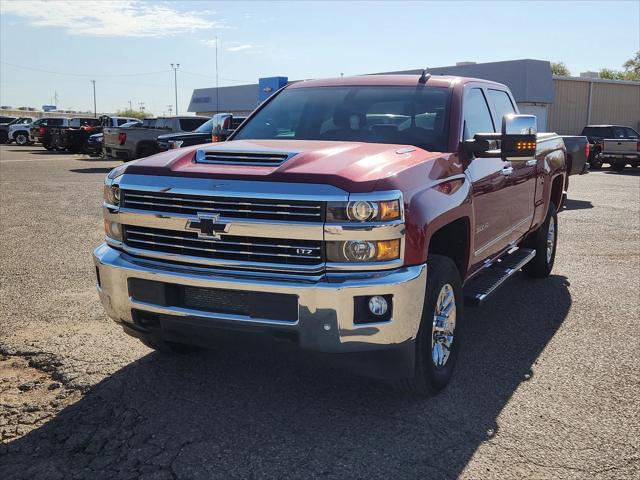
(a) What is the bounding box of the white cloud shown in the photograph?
[0,1,222,37]
[226,44,253,52]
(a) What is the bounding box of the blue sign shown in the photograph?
[258,77,288,103]
[42,105,57,112]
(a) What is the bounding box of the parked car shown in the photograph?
[29,117,97,149]
[95,74,572,396]
[103,116,209,161]
[51,115,140,153]
[581,125,640,171]
[85,120,142,157]
[156,114,247,151]
[561,136,590,175]
[0,116,17,124]
[48,117,101,151]
[1,117,34,144]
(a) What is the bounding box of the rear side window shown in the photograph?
[49,118,64,126]
[624,128,639,139]
[487,89,516,125]
[179,118,208,131]
[117,118,129,126]
[463,88,494,140]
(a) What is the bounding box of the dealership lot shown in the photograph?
[0,145,638,479]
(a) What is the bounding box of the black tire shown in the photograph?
[395,255,463,397]
[611,162,626,172]
[523,202,557,278]
[0,132,7,144]
[589,154,603,170]
[43,144,54,151]
[139,337,198,354]
[13,132,29,146]
[137,145,155,159]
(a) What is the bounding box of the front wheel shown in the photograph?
[14,132,29,146]
[523,202,557,278]
[395,255,463,397]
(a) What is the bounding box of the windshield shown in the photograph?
[194,118,213,134]
[233,86,451,151]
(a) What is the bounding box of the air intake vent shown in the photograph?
[195,150,292,167]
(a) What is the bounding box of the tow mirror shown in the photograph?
[501,114,537,160]
[464,114,537,160]
[211,113,233,142]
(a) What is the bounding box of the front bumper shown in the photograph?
[93,243,427,358]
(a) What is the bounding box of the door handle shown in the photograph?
[526,159,537,167]
[502,166,514,176]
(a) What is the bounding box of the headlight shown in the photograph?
[327,239,400,263]
[169,140,184,149]
[103,184,120,206]
[327,198,402,222]
[104,220,122,241]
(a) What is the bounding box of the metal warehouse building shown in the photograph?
[188,59,640,135]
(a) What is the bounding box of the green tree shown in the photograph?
[115,108,152,120]
[551,62,570,76]
[622,50,640,79]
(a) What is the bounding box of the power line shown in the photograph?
[1,61,172,78]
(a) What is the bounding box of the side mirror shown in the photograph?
[501,114,537,160]
[211,113,233,142]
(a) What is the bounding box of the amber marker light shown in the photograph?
[375,239,400,261]
[378,200,401,221]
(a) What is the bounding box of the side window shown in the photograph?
[463,88,494,140]
[624,128,638,139]
[117,118,128,126]
[487,89,516,126]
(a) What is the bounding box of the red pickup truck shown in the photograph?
[94,74,568,396]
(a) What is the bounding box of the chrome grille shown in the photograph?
[196,150,290,167]
[124,226,323,266]
[122,190,323,222]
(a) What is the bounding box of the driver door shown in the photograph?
[463,87,514,268]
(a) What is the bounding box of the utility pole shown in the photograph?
[138,101,145,113]
[215,36,219,114]
[170,63,180,115]
[128,100,132,111]
[90,80,97,118]
[167,105,173,116]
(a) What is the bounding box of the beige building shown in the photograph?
[549,76,640,135]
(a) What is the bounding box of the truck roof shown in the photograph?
[288,74,508,90]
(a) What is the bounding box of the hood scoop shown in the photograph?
[195,149,294,167]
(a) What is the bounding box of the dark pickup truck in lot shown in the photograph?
[582,125,640,171]
[30,117,98,150]
[104,116,209,161]
[157,113,247,152]
[95,74,570,396]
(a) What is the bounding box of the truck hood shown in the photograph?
[124,139,445,192]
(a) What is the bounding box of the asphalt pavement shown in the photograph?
[0,145,638,479]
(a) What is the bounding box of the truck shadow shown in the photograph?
[562,198,593,211]
[1,274,571,479]
[69,167,114,174]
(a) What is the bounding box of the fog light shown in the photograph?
[368,296,388,316]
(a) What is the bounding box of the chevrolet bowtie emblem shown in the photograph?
[185,213,229,240]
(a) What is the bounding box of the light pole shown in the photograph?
[170,63,180,115]
[91,80,96,118]
[128,100,132,111]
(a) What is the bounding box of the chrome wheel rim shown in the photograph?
[431,283,456,368]
[16,134,26,145]
[546,216,555,263]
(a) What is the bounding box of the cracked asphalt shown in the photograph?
[0,144,638,479]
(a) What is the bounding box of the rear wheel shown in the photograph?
[137,145,155,158]
[395,255,463,397]
[611,162,626,172]
[523,202,557,278]
[589,153,603,170]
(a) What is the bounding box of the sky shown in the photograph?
[1,0,638,115]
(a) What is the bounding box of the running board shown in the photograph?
[463,248,536,307]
